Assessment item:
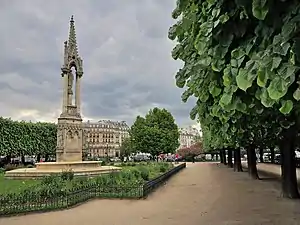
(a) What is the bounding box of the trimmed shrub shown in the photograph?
[60,169,74,181]
[139,167,150,181]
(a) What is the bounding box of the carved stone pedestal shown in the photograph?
[56,114,83,162]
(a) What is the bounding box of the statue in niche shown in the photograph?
[74,130,79,139]
[67,68,75,106]
[68,71,74,95]
[57,130,64,147]
[67,130,73,139]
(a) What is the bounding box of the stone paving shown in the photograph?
[1,162,300,225]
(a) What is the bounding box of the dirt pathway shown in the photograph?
[1,163,300,225]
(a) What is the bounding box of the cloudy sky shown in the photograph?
[0,0,196,127]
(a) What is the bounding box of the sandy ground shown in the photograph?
[1,162,300,225]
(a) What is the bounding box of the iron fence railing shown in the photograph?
[0,163,186,216]
[143,163,186,196]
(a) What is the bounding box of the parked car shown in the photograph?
[133,154,150,162]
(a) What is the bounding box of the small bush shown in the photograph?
[139,167,150,181]
[60,169,74,181]
[130,167,141,179]
[41,174,60,186]
[27,165,34,168]
[101,161,107,166]
[0,167,5,173]
[159,163,171,173]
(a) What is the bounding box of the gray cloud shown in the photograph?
[0,0,196,126]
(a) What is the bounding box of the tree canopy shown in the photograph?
[130,107,180,156]
[177,142,203,159]
[0,117,57,157]
[119,137,133,159]
[170,0,300,197]
[169,0,300,150]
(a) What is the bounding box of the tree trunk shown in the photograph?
[4,155,11,165]
[220,150,224,163]
[280,125,299,199]
[247,145,259,179]
[21,155,25,165]
[227,149,233,168]
[270,147,275,164]
[37,154,41,162]
[259,147,264,163]
[233,148,243,172]
[222,149,227,165]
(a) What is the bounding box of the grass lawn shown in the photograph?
[0,173,40,195]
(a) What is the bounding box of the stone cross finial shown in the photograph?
[60,16,84,117]
[61,15,84,76]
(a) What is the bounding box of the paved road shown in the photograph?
[1,162,300,225]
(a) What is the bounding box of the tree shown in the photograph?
[193,134,202,142]
[0,117,57,163]
[178,142,203,160]
[120,137,133,160]
[170,0,300,198]
[130,107,180,156]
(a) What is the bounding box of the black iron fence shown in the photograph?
[143,162,186,196]
[0,163,186,216]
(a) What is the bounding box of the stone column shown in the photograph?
[75,75,81,113]
[63,72,69,113]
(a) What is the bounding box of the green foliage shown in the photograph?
[159,163,170,173]
[138,166,150,181]
[170,0,300,151]
[0,163,185,216]
[130,107,180,155]
[0,117,57,157]
[120,137,133,158]
[0,162,174,196]
[60,169,74,181]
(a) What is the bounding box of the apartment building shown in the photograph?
[83,120,130,158]
[178,125,200,149]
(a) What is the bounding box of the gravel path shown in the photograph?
[1,162,300,225]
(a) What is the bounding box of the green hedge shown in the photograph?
[0,117,56,157]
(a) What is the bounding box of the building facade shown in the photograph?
[83,120,130,158]
[178,125,200,149]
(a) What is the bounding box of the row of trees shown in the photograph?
[0,117,57,162]
[120,107,180,158]
[170,0,300,198]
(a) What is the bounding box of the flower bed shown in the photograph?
[0,162,186,216]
